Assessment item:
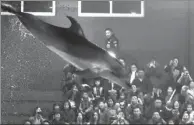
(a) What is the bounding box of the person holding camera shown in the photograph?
[175,68,193,94]
[177,69,193,87]
[111,112,129,124]
[29,107,47,125]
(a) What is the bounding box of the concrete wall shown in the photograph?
[189,1,194,78]
[1,0,193,123]
[41,0,189,67]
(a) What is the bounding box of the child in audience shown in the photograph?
[29,107,46,125]
[61,101,76,124]
[79,92,93,123]
[77,112,83,125]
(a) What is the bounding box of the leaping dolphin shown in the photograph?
[1,3,129,89]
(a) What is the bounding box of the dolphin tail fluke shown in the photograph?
[1,3,19,15]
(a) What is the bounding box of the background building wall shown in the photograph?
[1,0,193,123]
[189,1,194,78]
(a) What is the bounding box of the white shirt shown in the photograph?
[130,71,136,84]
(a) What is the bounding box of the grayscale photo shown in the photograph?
[1,0,194,124]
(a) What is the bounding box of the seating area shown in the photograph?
[4,58,194,125]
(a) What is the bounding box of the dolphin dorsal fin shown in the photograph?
[66,16,85,38]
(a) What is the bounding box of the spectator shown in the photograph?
[108,82,119,103]
[171,101,181,124]
[106,97,117,124]
[145,97,172,121]
[125,95,143,120]
[185,103,194,123]
[48,104,61,121]
[92,79,105,107]
[63,64,77,79]
[132,69,153,99]
[151,87,163,100]
[97,101,110,124]
[164,58,182,74]
[77,112,83,125]
[165,86,178,107]
[187,111,194,124]
[179,112,190,124]
[117,92,127,113]
[148,111,166,124]
[51,112,64,124]
[177,70,193,87]
[145,58,165,90]
[187,82,194,102]
[89,112,99,125]
[66,85,82,112]
[29,107,46,125]
[146,58,161,78]
[115,103,122,114]
[164,58,183,90]
[62,71,76,93]
[79,92,93,123]
[128,107,147,124]
[127,84,143,104]
[179,85,189,105]
[128,64,138,86]
[112,112,129,124]
[61,101,76,124]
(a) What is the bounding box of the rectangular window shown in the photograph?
[22,1,55,16]
[1,1,21,15]
[112,1,141,14]
[1,1,56,16]
[78,0,144,17]
[81,1,110,13]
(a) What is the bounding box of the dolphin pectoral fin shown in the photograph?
[99,70,130,89]
[66,16,85,37]
[73,69,98,79]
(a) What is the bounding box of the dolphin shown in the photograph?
[1,3,129,89]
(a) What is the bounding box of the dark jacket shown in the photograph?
[144,104,172,121]
[98,109,110,124]
[132,77,153,94]
[51,119,65,124]
[125,103,143,120]
[128,115,147,124]
[65,81,84,108]
[127,89,143,103]
[148,118,166,124]
[105,35,119,52]
[62,109,76,124]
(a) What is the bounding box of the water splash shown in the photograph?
[9,17,35,41]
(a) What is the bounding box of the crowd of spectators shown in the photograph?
[24,57,194,125]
